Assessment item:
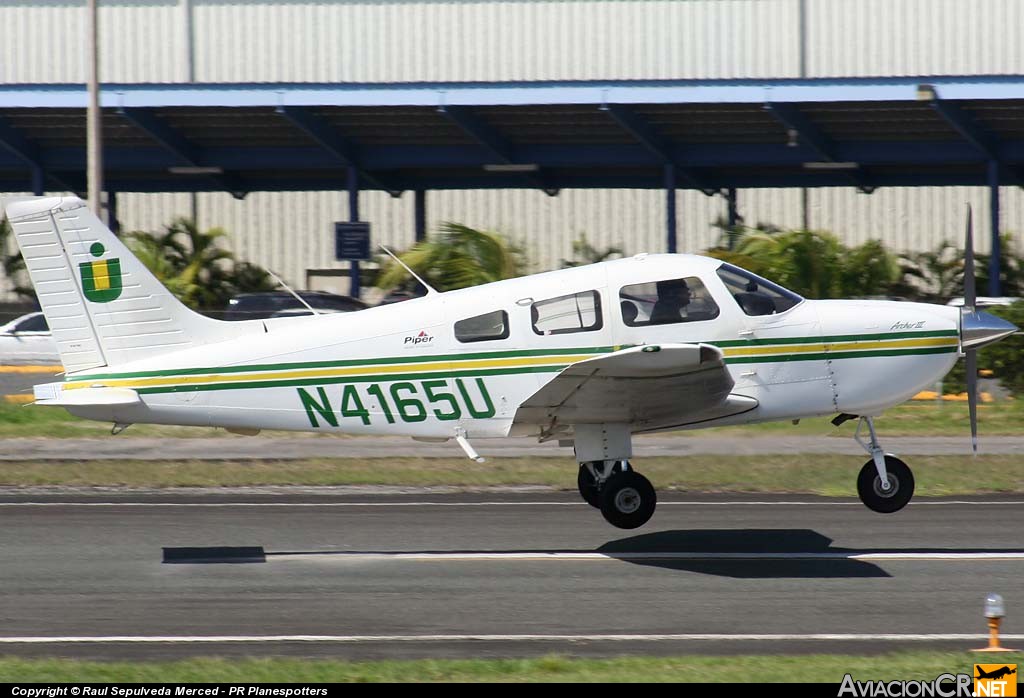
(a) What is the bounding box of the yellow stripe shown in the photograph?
[92,260,111,291]
[723,337,958,357]
[61,337,958,393]
[4,394,34,404]
[62,353,595,391]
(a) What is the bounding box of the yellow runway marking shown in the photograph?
[0,365,61,374]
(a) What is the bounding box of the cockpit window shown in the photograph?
[716,263,803,316]
[619,277,720,326]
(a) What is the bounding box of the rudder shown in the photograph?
[4,196,251,373]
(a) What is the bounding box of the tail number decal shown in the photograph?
[297,378,495,427]
[79,242,123,303]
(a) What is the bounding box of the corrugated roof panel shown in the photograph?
[808,0,1024,77]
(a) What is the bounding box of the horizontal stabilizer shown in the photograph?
[33,382,141,407]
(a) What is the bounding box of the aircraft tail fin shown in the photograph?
[4,196,251,374]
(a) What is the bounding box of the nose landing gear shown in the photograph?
[852,416,915,513]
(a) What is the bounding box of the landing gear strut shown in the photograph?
[574,424,658,529]
[577,461,657,528]
[577,461,621,508]
[853,417,915,514]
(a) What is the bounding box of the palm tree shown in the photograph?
[840,239,900,298]
[707,224,899,300]
[560,235,623,268]
[893,241,964,303]
[126,218,274,310]
[731,229,846,299]
[0,217,35,302]
[377,222,526,292]
[976,235,1024,298]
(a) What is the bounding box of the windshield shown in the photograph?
[715,263,803,316]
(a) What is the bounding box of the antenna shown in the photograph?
[379,245,438,295]
[266,268,321,316]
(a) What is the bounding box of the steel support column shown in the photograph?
[414,189,427,242]
[30,166,44,196]
[347,166,361,299]
[988,160,1002,297]
[665,164,678,254]
[86,0,104,219]
[726,187,739,248]
[107,190,120,235]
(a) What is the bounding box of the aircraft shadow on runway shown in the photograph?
[162,528,1024,579]
[596,529,889,578]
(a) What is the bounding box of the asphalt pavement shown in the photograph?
[1,491,1023,660]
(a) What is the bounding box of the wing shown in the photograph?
[513,343,757,433]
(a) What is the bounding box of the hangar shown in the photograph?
[2,0,1024,298]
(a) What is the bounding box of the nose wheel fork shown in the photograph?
[853,417,915,513]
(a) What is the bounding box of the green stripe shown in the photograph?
[72,330,955,384]
[130,344,958,396]
[134,364,566,396]
[76,345,617,382]
[711,329,958,348]
[724,346,958,364]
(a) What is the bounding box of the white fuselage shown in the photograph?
[59,254,962,438]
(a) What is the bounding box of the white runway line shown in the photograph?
[2,500,1024,507]
[1,634,1023,644]
[271,551,1024,562]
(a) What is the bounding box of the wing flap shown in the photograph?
[515,343,750,429]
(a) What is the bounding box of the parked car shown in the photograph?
[0,311,60,364]
[222,291,368,321]
[377,283,429,306]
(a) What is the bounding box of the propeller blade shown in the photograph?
[964,204,976,310]
[963,204,979,454]
[967,348,978,455]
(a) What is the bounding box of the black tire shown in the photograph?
[600,471,657,529]
[857,456,915,514]
[577,465,602,508]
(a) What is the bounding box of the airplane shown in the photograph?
[976,667,1017,681]
[3,196,1018,529]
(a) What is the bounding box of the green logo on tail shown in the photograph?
[79,242,123,303]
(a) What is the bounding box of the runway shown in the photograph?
[2,491,1023,660]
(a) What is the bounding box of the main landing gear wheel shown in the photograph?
[857,456,915,514]
[600,471,657,529]
[577,465,601,508]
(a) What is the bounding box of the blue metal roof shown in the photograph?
[1,75,1023,195]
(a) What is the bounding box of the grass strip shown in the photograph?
[0,652,1020,683]
[1,455,1022,495]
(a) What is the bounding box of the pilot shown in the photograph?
[649,278,691,324]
